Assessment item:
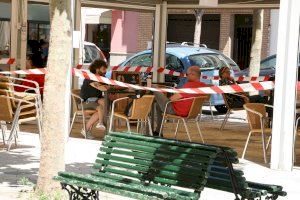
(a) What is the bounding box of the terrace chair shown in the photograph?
[293,108,300,162]
[69,89,97,139]
[0,92,36,150]
[109,95,155,134]
[159,96,208,143]
[243,103,273,163]
[219,93,246,131]
[0,78,42,138]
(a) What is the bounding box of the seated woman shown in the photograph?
[80,59,108,137]
[219,66,268,109]
[15,54,45,94]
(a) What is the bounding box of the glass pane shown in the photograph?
[189,53,229,70]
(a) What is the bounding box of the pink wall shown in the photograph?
[111,10,138,53]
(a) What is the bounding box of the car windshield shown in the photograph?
[260,55,276,70]
[84,45,100,63]
[188,53,230,70]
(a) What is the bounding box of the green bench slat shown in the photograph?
[93,161,207,189]
[103,139,217,159]
[92,166,206,191]
[54,176,152,200]
[99,147,212,165]
[97,153,210,173]
[91,171,200,199]
[96,154,208,181]
[55,171,200,200]
[247,181,287,196]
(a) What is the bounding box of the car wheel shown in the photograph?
[214,105,228,114]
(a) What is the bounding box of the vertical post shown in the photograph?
[10,0,18,71]
[271,0,300,170]
[73,0,81,89]
[152,0,167,83]
[19,0,28,70]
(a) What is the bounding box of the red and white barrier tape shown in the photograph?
[72,68,274,94]
[0,58,15,65]
[0,68,275,94]
[110,66,271,81]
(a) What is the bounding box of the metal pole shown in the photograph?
[271,0,300,170]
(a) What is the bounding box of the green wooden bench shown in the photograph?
[206,146,287,200]
[54,132,286,200]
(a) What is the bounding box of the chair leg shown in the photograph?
[109,113,114,133]
[1,122,6,146]
[242,131,252,160]
[261,132,268,164]
[220,110,231,131]
[82,112,87,139]
[37,118,42,140]
[209,102,214,120]
[182,119,191,142]
[68,113,77,139]
[126,119,131,133]
[196,119,204,143]
[136,120,140,133]
[174,120,180,139]
[7,121,18,151]
[147,117,153,136]
[159,115,166,137]
[266,135,272,150]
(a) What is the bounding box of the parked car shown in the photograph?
[235,54,300,77]
[82,41,107,68]
[77,42,107,87]
[111,43,241,113]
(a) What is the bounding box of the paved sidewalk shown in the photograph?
[1,131,300,199]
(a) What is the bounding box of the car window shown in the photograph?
[261,56,276,70]
[188,54,229,70]
[166,54,184,72]
[220,54,241,72]
[126,54,153,67]
[84,45,100,64]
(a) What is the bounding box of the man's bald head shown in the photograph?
[187,66,201,81]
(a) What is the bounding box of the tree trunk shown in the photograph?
[193,9,204,46]
[249,9,264,77]
[36,0,72,194]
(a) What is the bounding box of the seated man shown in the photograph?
[153,66,207,137]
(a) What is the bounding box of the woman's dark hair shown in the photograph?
[28,53,44,68]
[89,59,107,74]
[219,66,230,78]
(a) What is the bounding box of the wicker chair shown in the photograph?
[0,93,36,150]
[219,93,247,131]
[109,95,154,134]
[159,96,208,143]
[243,103,273,163]
[69,89,97,139]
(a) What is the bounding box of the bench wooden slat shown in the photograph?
[97,153,209,176]
[99,147,212,164]
[103,139,217,158]
[108,132,220,151]
[94,161,207,189]
[91,171,200,199]
[54,172,199,200]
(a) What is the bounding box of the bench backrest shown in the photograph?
[94,132,221,196]
[205,146,265,199]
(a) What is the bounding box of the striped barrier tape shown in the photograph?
[0,68,276,94]
[0,58,15,65]
[110,66,271,81]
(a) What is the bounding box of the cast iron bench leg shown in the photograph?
[61,183,99,200]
